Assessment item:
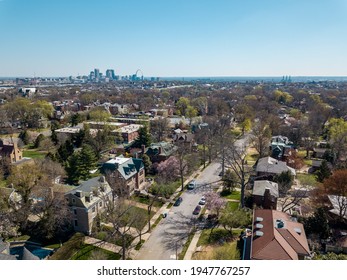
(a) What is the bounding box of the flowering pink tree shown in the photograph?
[205,191,227,218]
[157,156,180,183]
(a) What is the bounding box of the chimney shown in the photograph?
[158,146,162,155]
[263,188,272,209]
[141,144,145,154]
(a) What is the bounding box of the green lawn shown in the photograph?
[130,195,164,208]
[71,244,120,260]
[23,149,47,159]
[49,233,85,260]
[220,190,241,200]
[226,201,240,211]
[197,228,231,246]
[297,173,317,187]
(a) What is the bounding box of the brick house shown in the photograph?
[64,176,112,235]
[252,180,279,209]
[102,156,145,197]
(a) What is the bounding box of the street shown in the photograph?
[135,161,222,260]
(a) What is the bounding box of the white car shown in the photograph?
[199,196,206,205]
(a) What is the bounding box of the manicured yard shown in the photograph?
[71,244,120,260]
[193,228,242,260]
[220,190,241,200]
[226,201,240,211]
[130,195,164,208]
[297,173,317,187]
[23,149,47,159]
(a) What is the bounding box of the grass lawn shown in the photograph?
[22,149,47,159]
[297,173,317,187]
[226,201,240,212]
[194,229,241,260]
[130,195,164,208]
[49,233,85,260]
[0,179,7,188]
[71,244,120,260]
[220,190,241,200]
[197,228,231,246]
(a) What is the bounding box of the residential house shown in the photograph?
[144,142,178,163]
[312,141,329,159]
[252,180,279,210]
[269,135,295,160]
[172,131,195,150]
[0,140,23,163]
[102,156,145,197]
[255,156,296,180]
[65,176,112,235]
[250,209,310,260]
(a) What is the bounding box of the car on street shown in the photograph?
[193,205,202,215]
[187,180,196,190]
[199,197,206,205]
[174,197,183,206]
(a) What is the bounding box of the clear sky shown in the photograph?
[0,0,347,77]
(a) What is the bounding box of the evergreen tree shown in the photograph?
[34,134,45,148]
[316,160,331,183]
[66,153,80,185]
[133,126,151,148]
[141,154,152,174]
[56,140,74,164]
[78,144,97,180]
[18,130,30,145]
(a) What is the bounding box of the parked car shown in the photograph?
[199,197,206,205]
[193,205,202,215]
[187,180,196,190]
[174,197,183,206]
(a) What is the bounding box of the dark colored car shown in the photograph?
[174,197,183,206]
[193,205,202,215]
[187,180,196,190]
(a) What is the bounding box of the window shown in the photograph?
[72,198,75,203]
[74,220,78,227]
[73,209,77,215]
[99,202,102,207]
[92,206,96,213]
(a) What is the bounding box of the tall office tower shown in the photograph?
[106,69,115,79]
[89,71,95,81]
[94,68,100,80]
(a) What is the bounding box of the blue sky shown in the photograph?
[0,0,347,77]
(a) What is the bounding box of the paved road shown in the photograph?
[135,162,222,260]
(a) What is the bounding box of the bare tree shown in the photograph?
[251,120,271,158]
[224,140,251,208]
[176,143,189,191]
[150,117,170,142]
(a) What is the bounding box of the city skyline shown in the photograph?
[1,0,347,77]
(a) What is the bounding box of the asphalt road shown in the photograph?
[135,161,222,260]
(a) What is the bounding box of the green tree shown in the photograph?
[18,130,30,145]
[220,209,251,236]
[141,154,152,174]
[133,126,151,148]
[176,97,190,116]
[34,133,45,148]
[274,171,294,196]
[77,144,97,180]
[316,160,331,183]
[222,169,238,193]
[303,207,330,239]
[88,107,111,122]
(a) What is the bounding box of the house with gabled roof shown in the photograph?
[102,156,145,197]
[145,142,178,163]
[252,180,279,210]
[0,139,23,164]
[64,176,112,234]
[250,209,310,260]
[255,156,296,180]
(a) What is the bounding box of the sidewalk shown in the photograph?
[84,236,122,254]
[183,230,203,260]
